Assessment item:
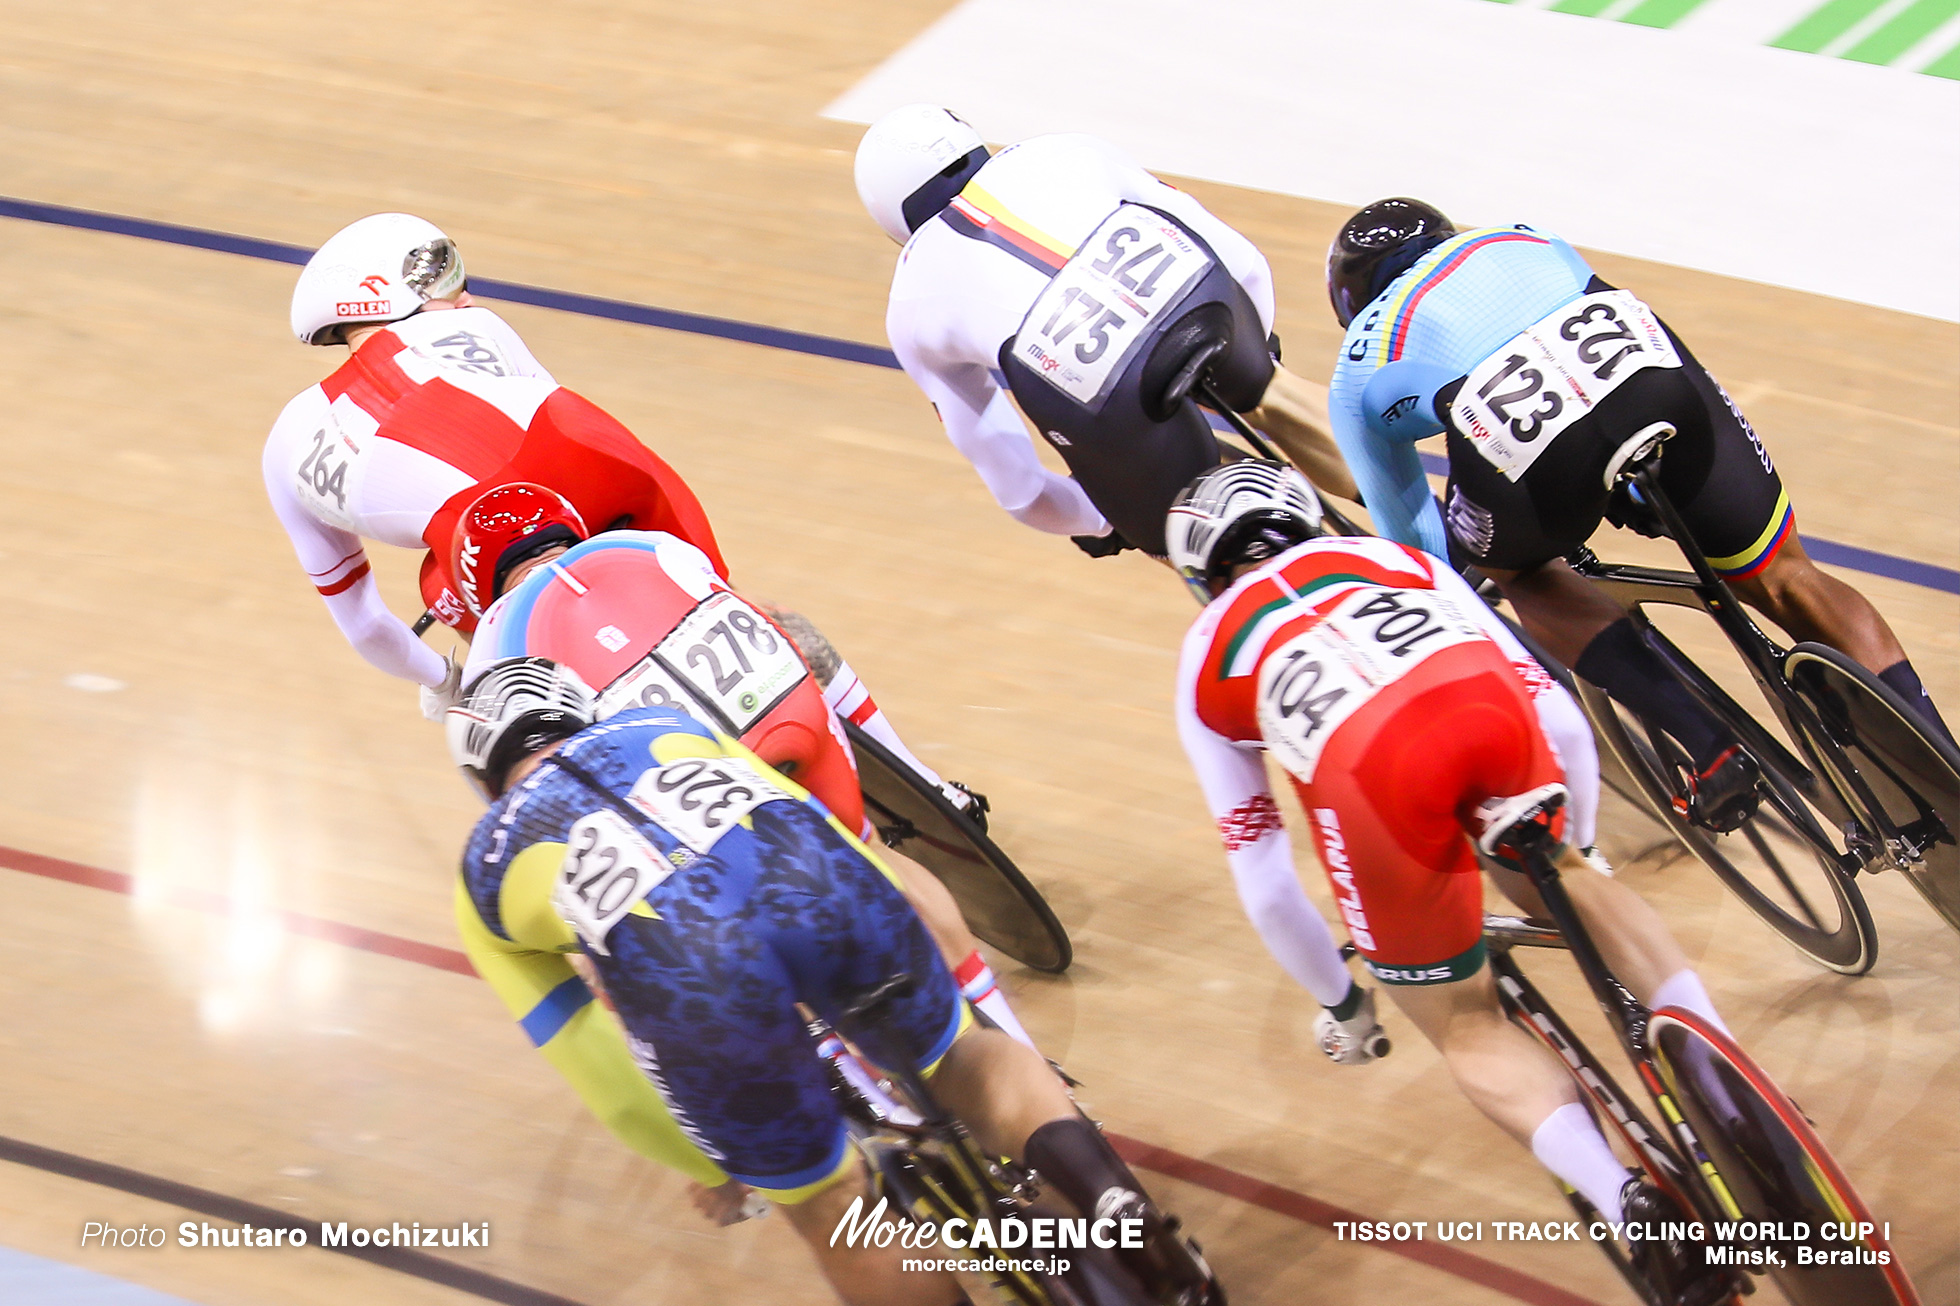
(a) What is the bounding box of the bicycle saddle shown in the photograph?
[1602,421,1677,491]
[1139,303,1236,422]
[840,973,916,1028]
[1475,783,1570,861]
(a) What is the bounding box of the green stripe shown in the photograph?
[1217,595,1293,678]
[1772,0,1889,53]
[1364,940,1489,987]
[1922,35,1960,74]
[1550,0,1618,15]
[1214,573,1379,677]
[1843,0,1960,63]
[1621,0,1714,28]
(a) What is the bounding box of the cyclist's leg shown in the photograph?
[1665,333,1953,745]
[758,600,981,807]
[776,1164,967,1306]
[1386,968,1630,1209]
[880,845,1038,1050]
[808,829,1202,1285]
[1246,363,1358,500]
[600,855,958,1301]
[1447,405,1743,778]
[1735,540,1954,745]
[1486,849,1731,1037]
[1306,676,1634,1222]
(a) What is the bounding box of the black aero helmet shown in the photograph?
[1326,198,1455,328]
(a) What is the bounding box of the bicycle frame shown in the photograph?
[1486,901,1746,1234]
[1569,453,1912,870]
[819,1000,1055,1305]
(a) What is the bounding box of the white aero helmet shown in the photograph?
[290,213,468,345]
[853,104,990,244]
[1166,461,1325,604]
[446,657,597,801]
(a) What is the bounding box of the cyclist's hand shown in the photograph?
[690,1179,765,1226]
[1072,528,1134,558]
[419,654,464,722]
[1315,988,1390,1065]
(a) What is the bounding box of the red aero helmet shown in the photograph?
[452,482,589,617]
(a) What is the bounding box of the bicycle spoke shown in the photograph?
[1577,681,1875,973]
[1744,814,1828,931]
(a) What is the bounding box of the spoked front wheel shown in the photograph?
[1786,643,1960,935]
[1577,681,1878,974]
[1648,1008,1921,1306]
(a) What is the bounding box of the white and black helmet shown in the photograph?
[1166,461,1325,603]
[853,104,990,244]
[290,213,468,345]
[446,657,597,801]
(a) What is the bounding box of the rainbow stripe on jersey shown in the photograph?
[1708,487,1795,580]
[1367,228,1552,366]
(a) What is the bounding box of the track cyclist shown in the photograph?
[1322,198,1954,829]
[853,105,1356,559]
[265,213,721,711]
[450,483,1033,1047]
[265,215,977,817]
[1169,462,1734,1305]
[450,660,1216,1305]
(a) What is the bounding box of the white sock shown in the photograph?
[823,660,949,790]
[954,951,1036,1051]
[1650,969,1732,1038]
[1530,1102,1629,1223]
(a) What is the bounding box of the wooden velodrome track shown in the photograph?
[0,1,1954,1303]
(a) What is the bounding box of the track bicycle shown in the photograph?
[1481,791,1920,1306]
[815,975,1224,1306]
[1559,432,1960,973]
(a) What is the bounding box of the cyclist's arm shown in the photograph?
[261,417,448,687]
[455,851,729,1186]
[1326,368,1450,556]
[887,304,1109,537]
[1173,675,1355,1007]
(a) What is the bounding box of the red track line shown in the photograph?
[1,845,473,976]
[2,844,1605,1306]
[1108,1135,1604,1306]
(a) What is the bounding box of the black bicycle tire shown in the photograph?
[1784,642,1960,935]
[844,720,1073,973]
[1648,1009,1920,1306]
[1574,679,1877,974]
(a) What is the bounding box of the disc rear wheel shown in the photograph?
[1649,1010,1920,1306]
[845,721,1072,972]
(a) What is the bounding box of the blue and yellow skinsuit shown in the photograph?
[1327,226,1792,581]
[456,707,969,1199]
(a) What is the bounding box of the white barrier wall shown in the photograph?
[827,0,1960,321]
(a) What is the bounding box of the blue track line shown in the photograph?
[4,194,1951,597]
